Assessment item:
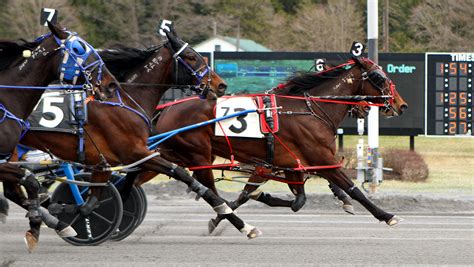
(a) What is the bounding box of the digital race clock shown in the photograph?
[426,53,473,135]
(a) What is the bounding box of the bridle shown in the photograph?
[31,31,105,97]
[357,59,395,113]
[285,60,396,134]
[168,41,212,98]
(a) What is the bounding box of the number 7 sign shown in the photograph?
[40,8,58,26]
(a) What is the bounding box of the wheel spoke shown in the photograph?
[100,196,113,204]
[91,211,114,225]
[69,213,81,225]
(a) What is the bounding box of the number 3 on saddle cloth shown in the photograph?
[214,94,279,164]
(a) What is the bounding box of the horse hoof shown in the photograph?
[208,219,217,234]
[56,226,77,238]
[247,227,262,239]
[24,231,38,253]
[386,215,404,226]
[0,213,6,224]
[342,204,355,215]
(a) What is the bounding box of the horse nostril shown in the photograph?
[217,83,227,96]
[219,83,227,90]
[400,104,408,113]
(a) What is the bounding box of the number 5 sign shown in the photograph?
[215,97,264,138]
[158,19,173,36]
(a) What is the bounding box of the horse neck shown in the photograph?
[119,55,175,118]
[0,55,56,119]
[306,67,362,128]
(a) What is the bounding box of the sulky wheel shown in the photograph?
[50,173,123,246]
[134,185,148,229]
[110,174,143,241]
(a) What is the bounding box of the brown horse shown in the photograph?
[145,56,408,231]
[19,27,260,241]
[0,22,118,251]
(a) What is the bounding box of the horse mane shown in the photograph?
[100,45,164,81]
[0,39,39,71]
[283,64,354,96]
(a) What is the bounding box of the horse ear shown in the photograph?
[165,27,183,51]
[47,21,68,39]
[352,56,364,67]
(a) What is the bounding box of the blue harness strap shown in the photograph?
[0,103,31,140]
[97,90,151,129]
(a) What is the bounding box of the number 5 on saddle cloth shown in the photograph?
[28,90,88,162]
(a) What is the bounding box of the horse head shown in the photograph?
[45,22,119,100]
[353,56,408,116]
[163,27,227,99]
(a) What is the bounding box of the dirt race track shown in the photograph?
[1,184,473,266]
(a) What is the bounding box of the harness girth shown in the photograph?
[262,96,275,165]
[72,93,87,163]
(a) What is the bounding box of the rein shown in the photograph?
[88,89,152,129]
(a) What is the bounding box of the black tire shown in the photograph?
[135,185,148,228]
[110,174,143,241]
[50,173,123,246]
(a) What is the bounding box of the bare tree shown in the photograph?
[0,0,83,40]
[267,1,364,52]
[409,0,474,51]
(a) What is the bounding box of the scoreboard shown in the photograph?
[426,53,473,136]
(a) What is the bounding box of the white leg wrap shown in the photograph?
[239,223,254,234]
[213,203,233,214]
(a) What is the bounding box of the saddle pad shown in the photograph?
[215,96,264,138]
[256,94,279,133]
[28,90,85,133]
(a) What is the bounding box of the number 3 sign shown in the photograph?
[215,97,264,138]
[350,41,365,57]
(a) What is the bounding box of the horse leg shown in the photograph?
[193,169,219,195]
[140,156,261,239]
[284,171,307,212]
[0,164,42,252]
[208,173,264,234]
[318,168,401,225]
[209,172,297,234]
[328,181,355,215]
[0,194,8,223]
[3,181,76,238]
[79,171,112,216]
[120,170,142,201]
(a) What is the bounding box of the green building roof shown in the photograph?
[222,36,271,52]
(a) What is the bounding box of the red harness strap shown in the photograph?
[293,162,343,171]
[188,162,239,171]
[155,96,200,111]
[276,95,386,107]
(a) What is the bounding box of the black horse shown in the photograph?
[0,22,118,251]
